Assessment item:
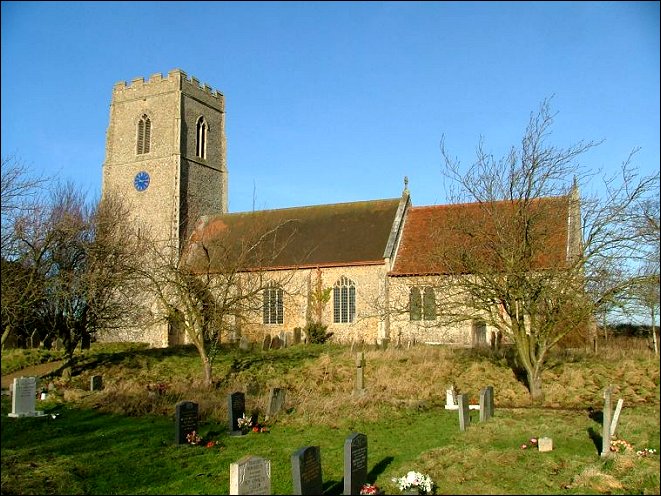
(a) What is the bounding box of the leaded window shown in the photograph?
[410,286,436,321]
[263,284,283,325]
[333,276,355,323]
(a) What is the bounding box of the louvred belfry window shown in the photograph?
[137,114,151,155]
[196,116,207,159]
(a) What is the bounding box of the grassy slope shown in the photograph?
[1,339,659,495]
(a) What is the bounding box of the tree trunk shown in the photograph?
[526,368,545,406]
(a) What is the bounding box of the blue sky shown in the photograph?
[2,1,659,213]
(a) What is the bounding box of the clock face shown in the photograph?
[133,171,150,192]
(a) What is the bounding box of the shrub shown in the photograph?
[304,322,333,344]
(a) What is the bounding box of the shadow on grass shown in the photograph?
[587,426,603,456]
[368,456,394,483]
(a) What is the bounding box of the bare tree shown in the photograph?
[136,213,299,387]
[437,99,658,403]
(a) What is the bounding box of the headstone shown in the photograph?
[601,387,613,457]
[229,455,271,495]
[283,332,291,348]
[458,393,470,431]
[81,333,91,350]
[174,400,199,445]
[55,338,64,351]
[90,375,103,391]
[538,437,553,452]
[266,387,286,417]
[487,385,495,417]
[445,385,458,410]
[343,432,368,496]
[270,336,282,350]
[355,352,366,394]
[610,398,624,437]
[239,336,250,351]
[293,327,302,344]
[228,391,246,436]
[479,388,490,422]
[262,335,272,351]
[291,445,323,495]
[8,377,45,418]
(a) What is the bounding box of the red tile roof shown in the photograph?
[390,196,570,276]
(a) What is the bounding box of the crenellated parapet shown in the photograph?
[112,69,224,108]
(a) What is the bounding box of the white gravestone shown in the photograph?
[230,455,271,495]
[538,437,553,452]
[8,377,46,418]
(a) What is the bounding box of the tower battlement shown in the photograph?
[112,68,223,99]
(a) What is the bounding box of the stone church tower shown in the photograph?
[101,69,227,347]
[102,68,227,253]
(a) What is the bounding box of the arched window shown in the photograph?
[136,114,151,155]
[423,287,436,321]
[409,287,422,321]
[196,116,207,159]
[263,283,283,324]
[333,276,355,323]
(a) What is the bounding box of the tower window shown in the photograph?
[333,276,356,323]
[136,114,151,155]
[263,283,283,325]
[196,116,207,159]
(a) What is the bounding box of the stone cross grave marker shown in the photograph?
[266,387,286,418]
[174,400,199,445]
[610,398,624,437]
[344,432,368,496]
[600,386,613,457]
[90,375,103,391]
[8,377,45,418]
[228,391,247,436]
[229,455,271,495]
[355,352,366,394]
[291,445,323,495]
[458,393,470,431]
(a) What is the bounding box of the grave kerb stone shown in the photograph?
[229,455,271,495]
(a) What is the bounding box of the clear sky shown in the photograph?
[2,1,659,213]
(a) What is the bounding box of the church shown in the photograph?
[101,69,579,349]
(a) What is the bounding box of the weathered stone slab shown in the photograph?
[291,445,323,495]
[229,455,271,495]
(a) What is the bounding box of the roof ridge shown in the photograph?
[226,197,401,216]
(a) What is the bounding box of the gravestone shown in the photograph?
[174,400,199,445]
[228,391,246,436]
[479,388,490,422]
[239,336,250,351]
[8,377,45,418]
[90,375,103,391]
[610,398,624,437]
[601,386,613,457]
[291,445,323,495]
[270,336,282,350]
[262,335,272,351]
[229,455,271,495]
[458,393,470,431]
[355,352,366,394]
[344,432,368,496]
[266,387,286,418]
[445,385,458,410]
[81,333,91,350]
[487,386,494,418]
[283,332,291,348]
[538,437,553,452]
[293,327,302,344]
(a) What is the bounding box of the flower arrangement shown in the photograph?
[636,448,657,457]
[392,471,435,495]
[610,438,634,453]
[520,437,538,449]
[186,430,202,445]
[236,413,270,434]
[360,483,380,495]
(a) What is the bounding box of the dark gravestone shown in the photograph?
[270,336,282,350]
[90,375,103,391]
[228,391,246,436]
[293,327,302,344]
[81,333,91,350]
[266,387,286,417]
[175,401,199,445]
[291,445,323,495]
[344,432,368,495]
[458,393,470,431]
[262,334,272,351]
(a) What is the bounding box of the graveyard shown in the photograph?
[1,340,659,495]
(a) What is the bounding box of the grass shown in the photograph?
[1,339,659,495]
